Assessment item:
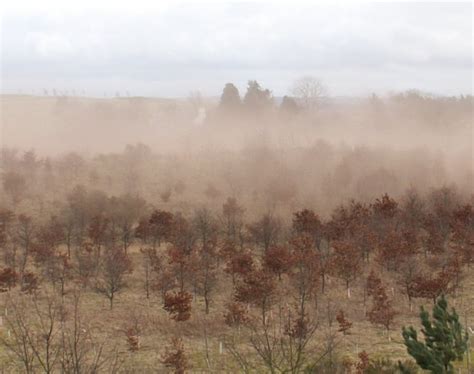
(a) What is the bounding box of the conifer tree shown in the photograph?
[401,295,468,374]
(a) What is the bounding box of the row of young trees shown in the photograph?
[0,186,472,372]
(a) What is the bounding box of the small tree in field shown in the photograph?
[336,310,353,335]
[87,214,109,259]
[0,267,18,291]
[355,351,370,374]
[167,245,192,292]
[451,204,474,266]
[224,249,254,285]
[224,301,249,328]
[247,213,281,252]
[124,327,140,352]
[330,239,361,298]
[235,269,276,326]
[140,247,161,299]
[148,210,174,249]
[75,242,97,286]
[32,244,72,296]
[367,284,397,341]
[16,214,35,281]
[289,234,320,313]
[292,209,322,247]
[401,295,468,374]
[195,244,218,314]
[21,271,39,294]
[366,270,383,297]
[96,248,132,309]
[263,245,293,280]
[163,291,192,322]
[161,337,188,374]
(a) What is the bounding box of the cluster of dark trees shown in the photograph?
[214,77,326,119]
[218,81,275,115]
[212,79,473,127]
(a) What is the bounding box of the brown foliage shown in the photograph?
[149,209,175,248]
[376,229,417,271]
[451,204,474,265]
[289,235,320,301]
[161,337,188,374]
[327,200,371,240]
[87,214,109,252]
[292,209,322,238]
[235,269,276,310]
[408,269,456,303]
[372,193,398,219]
[125,327,140,352]
[0,267,18,291]
[225,250,254,283]
[285,314,310,340]
[170,215,196,255]
[224,302,249,327]
[167,245,192,292]
[219,240,237,260]
[366,270,382,297]
[367,284,396,335]
[330,239,361,296]
[336,310,353,335]
[21,271,39,293]
[355,351,370,374]
[163,290,192,322]
[263,245,293,279]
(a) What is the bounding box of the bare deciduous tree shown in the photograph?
[0,293,62,373]
[291,76,327,111]
[96,247,132,309]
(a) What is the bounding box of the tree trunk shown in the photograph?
[204,289,210,314]
[109,293,114,309]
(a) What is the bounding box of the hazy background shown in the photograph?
[1,2,472,97]
[0,1,472,217]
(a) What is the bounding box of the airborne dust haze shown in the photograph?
[1,2,472,218]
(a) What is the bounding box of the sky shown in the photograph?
[1,1,472,98]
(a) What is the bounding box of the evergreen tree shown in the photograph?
[219,83,241,112]
[401,295,468,373]
[242,80,273,114]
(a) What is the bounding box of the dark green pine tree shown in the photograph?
[401,295,468,374]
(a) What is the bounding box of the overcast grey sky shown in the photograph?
[1,2,472,97]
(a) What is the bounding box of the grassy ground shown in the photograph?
[0,244,473,373]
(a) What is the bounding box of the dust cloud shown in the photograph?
[0,88,472,218]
